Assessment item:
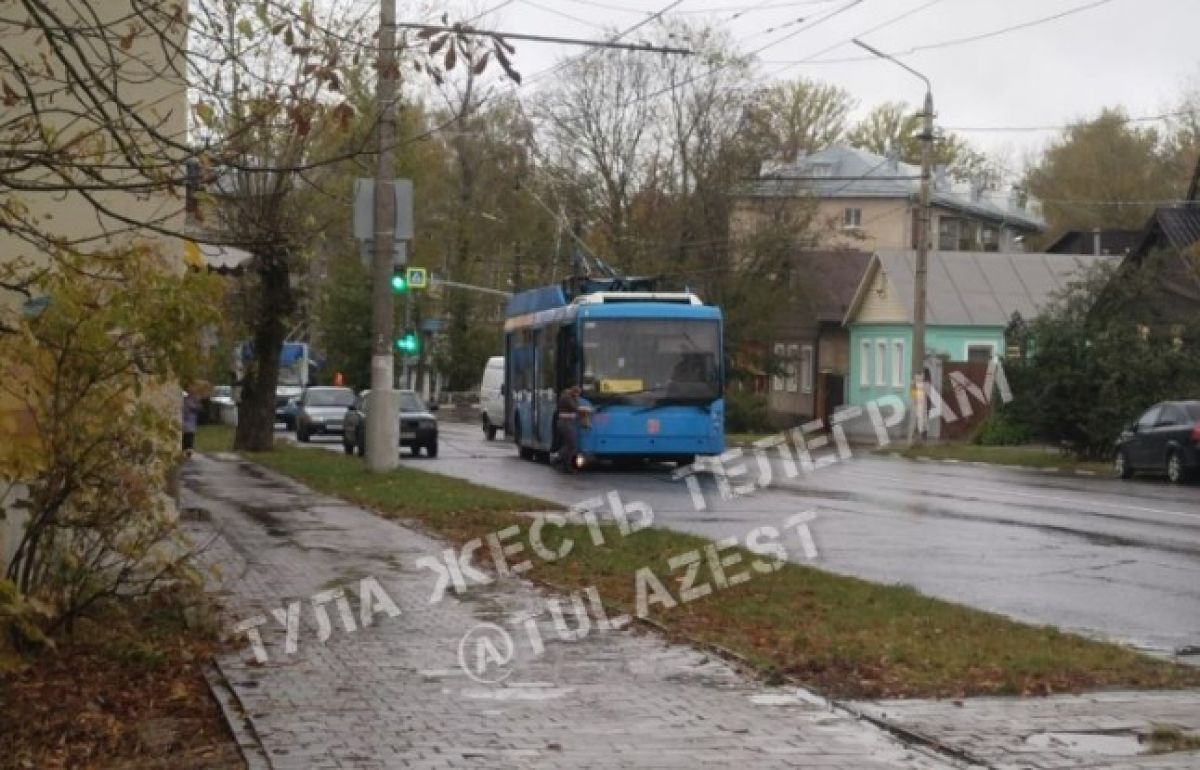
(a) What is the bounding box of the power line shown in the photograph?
[765,0,946,79]
[518,0,688,88]
[678,0,840,14]
[944,110,1199,133]
[516,0,610,29]
[766,0,1117,65]
[467,0,518,23]
[394,22,691,55]
[627,0,865,106]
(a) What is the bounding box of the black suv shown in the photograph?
[1114,400,1200,483]
[343,389,439,457]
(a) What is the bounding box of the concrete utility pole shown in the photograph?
[366,0,400,472]
[853,39,933,444]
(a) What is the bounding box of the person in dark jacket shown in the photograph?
[182,389,203,456]
[556,385,581,471]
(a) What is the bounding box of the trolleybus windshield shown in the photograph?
[581,318,720,405]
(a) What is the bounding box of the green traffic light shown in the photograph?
[390,273,407,293]
[395,332,419,354]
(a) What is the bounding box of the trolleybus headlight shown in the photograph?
[574,455,586,469]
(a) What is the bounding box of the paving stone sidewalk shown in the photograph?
[183,453,951,769]
[184,453,1200,769]
[846,692,1200,769]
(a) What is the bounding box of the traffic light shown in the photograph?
[390,271,407,293]
[395,329,420,355]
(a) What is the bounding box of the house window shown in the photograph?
[938,216,961,251]
[875,340,887,386]
[799,345,813,394]
[808,162,833,177]
[859,339,871,386]
[980,225,999,252]
[843,207,862,229]
[891,339,905,387]
[966,342,995,364]
[771,343,785,392]
[785,343,800,393]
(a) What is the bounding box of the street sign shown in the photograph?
[353,178,413,241]
[406,267,428,290]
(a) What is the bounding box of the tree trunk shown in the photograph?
[234,250,291,451]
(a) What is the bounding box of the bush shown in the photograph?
[725,389,771,433]
[972,413,1031,446]
[997,254,1200,459]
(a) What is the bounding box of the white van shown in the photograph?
[479,356,505,440]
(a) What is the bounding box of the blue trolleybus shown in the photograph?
[503,277,725,467]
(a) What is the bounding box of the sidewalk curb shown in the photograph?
[881,451,1110,478]
[204,659,273,770]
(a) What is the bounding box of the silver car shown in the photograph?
[295,386,356,442]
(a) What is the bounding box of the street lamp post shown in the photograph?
[852,39,933,444]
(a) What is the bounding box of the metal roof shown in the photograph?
[745,144,1046,231]
[845,250,1119,327]
[1155,207,1200,252]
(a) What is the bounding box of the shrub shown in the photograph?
[725,389,771,433]
[972,413,1031,446]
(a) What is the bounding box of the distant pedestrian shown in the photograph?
[182,387,203,456]
[556,384,581,472]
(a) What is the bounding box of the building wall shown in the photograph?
[854,266,909,324]
[734,196,1035,254]
[847,324,1005,408]
[1,1,188,572]
[766,337,816,424]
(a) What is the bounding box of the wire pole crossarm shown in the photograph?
[432,277,513,298]
[853,38,933,446]
[397,23,693,55]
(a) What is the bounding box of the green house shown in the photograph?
[842,250,1115,418]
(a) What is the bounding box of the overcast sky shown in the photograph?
[443,0,1200,168]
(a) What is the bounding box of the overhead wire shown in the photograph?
[765,0,1117,65]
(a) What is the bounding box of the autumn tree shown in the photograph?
[847,101,993,182]
[1026,107,1191,238]
[185,4,518,447]
[740,78,855,164]
[0,250,220,630]
[535,43,660,272]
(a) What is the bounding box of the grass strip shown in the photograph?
[196,425,1200,699]
[885,443,1112,474]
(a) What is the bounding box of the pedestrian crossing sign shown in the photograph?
[406,267,428,290]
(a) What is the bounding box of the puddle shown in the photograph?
[1025,731,1144,756]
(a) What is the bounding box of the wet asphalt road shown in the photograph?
[293,420,1200,659]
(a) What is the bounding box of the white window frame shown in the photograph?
[799,345,814,394]
[771,342,785,392]
[785,343,800,392]
[875,340,887,386]
[842,207,862,229]
[859,339,871,386]
[964,340,997,363]
[891,339,905,387]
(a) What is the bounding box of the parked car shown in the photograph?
[1114,400,1200,483]
[279,398,299,431]
[295,386,356,442]
[343,390,439,457]
[479,356,505,441]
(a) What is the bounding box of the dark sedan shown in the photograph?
[343,390,438,457]
[1114,400,1200,483]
